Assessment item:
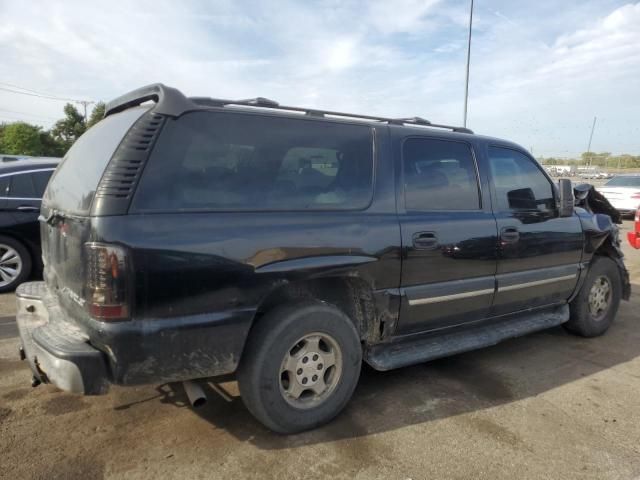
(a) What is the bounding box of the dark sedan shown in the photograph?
[0,156,60,291]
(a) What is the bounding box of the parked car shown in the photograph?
[0,157,59,292]
[15,84,630,433]
[628,207,640,249]
[598,174,640,216]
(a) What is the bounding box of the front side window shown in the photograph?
[132,112,374,212]
[403,138,480,211]
[488,146,554,212]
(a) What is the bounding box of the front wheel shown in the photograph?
[237,301,362,434]
[564,256,622,337]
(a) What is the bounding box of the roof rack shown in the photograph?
[191,97,474,134]
[105,83,474,134]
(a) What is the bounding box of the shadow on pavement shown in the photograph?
[150,279,640,450]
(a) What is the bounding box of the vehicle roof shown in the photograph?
[105,83,529,154]
[0,156,60,174]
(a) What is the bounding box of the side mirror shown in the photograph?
[558,179,574,217]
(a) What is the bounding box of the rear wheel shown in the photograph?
[564,256,621,337]
[0,236,31,293]
[237,301,362,434]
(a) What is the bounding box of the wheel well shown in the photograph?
[255,277,379,342]
[592,238,631,300]
[0,233,35,262]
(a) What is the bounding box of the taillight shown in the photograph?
[84,243,130,321]
[631,192,640,199]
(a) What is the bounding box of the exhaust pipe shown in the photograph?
[183,380,207,407]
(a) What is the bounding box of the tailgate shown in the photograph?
[40,211,91,312]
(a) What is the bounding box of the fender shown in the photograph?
[574,208,630,301]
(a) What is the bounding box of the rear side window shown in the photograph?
[403,138,480,211]
[488,147,554,212]
[43,107,149,215]
[9,173,36,198]
[32,170,54,196]
[8,170,54,198]
[131,111,374,212]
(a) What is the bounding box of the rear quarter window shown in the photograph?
[43,107,149,215]
[131,111,374,212]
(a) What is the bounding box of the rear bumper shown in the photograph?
[16,282,255,394]
[16,282,109,394]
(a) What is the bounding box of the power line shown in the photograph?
[0,108,58,122]
[0,84,92,104]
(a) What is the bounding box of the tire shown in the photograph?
[564,256,622,338]
[237,300,362,434]
[0,235,31,293]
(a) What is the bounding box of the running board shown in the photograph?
[365,305,569,371]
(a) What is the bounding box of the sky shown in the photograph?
[0,0,639,157]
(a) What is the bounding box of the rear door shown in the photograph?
[487,146,583,316]
[397,135,498,334]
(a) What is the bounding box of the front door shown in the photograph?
[486,146,583,316]
[397,136,498,334]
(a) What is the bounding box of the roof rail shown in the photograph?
[106,84,474,134]
[105,83,195,118]
[191,97,473,133]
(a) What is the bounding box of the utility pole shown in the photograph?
[76,100,95,125]
[586,116,597,166]
[463,0,474,128]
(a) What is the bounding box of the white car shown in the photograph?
[598,175,640,216]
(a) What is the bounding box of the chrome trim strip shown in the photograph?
[408,288,495,306]
[0,197,41,201]
[498,274,577,293]
[0,168,56,179]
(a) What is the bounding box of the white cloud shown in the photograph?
[0,1,638,156]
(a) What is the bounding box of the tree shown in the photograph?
[39,130,66,157]
[51,103,86,151]
[0,122,45,155]
[86,102,106,129]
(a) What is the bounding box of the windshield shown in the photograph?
[604,176,640,188]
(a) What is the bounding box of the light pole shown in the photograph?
[586,116,597,166]
[463,0,474,128]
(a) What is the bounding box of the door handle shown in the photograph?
[17,205,39,212]
[500,227,520,243]
[413,232,439,250]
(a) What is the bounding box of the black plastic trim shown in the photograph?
[91,112,166,216]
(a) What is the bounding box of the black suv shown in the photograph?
[0,157,59,291]
[16,85,629,433]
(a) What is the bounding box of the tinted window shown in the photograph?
[604,176,640,187]
[0,178,8,197]
[44,106,149,215]
[9,173,36,198]
[403,138,480,211]
[488,147,554,212]
[132,112,374,211]
[32,170,54,196]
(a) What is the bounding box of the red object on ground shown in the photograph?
[628,207,640,249]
